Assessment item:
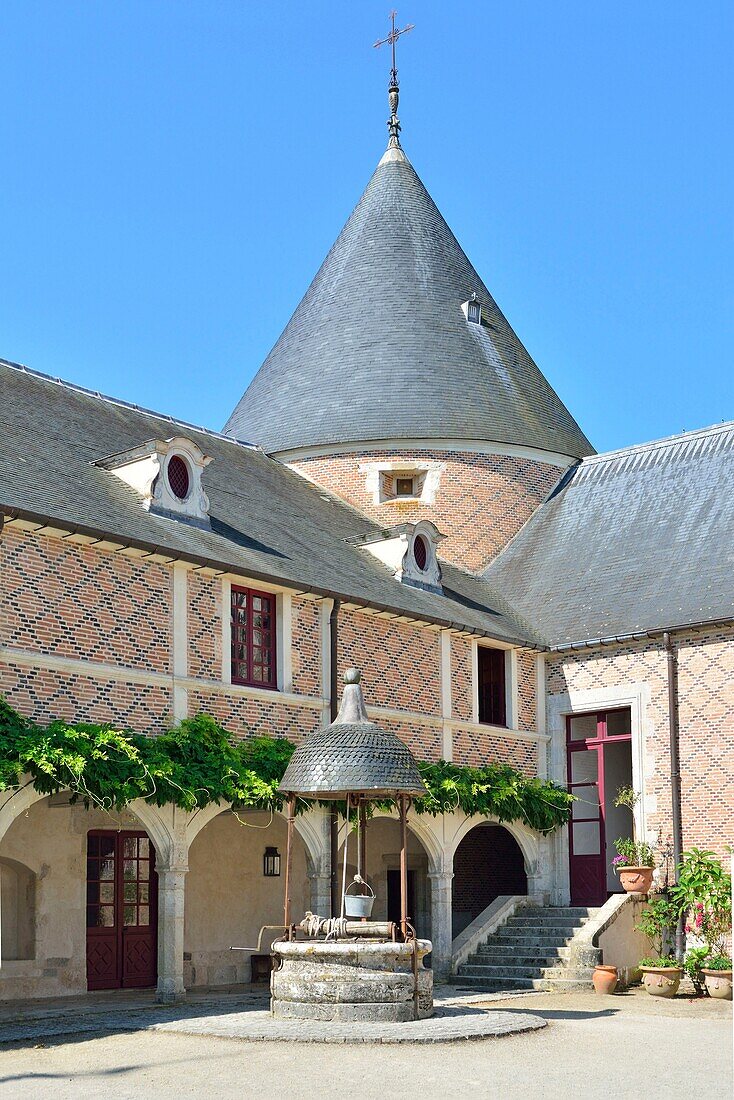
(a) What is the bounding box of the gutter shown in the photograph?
[664,631,685,961]
[548,616,734,652]
[329,600,341,917]
[0,504,535,648]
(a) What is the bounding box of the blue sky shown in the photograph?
[1,1,731,453]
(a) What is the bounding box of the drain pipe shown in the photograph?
[329,600,341,916]
[664,631,685,960]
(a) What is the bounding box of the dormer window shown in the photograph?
[95,436,213,528]
[462,293,482,325]
[413,533,428,571]
[167,455,191,501]
[346,521,445,595]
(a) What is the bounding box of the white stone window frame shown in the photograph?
[359,460,446,506]
[471,639,517,731]
[545,683,651,906]
[220,576,292,695]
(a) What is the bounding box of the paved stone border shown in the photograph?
[157,1005,547,1044]
[0,1001,546,1046]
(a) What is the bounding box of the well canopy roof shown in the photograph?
[224,146,593,461]
[278,669,427,800]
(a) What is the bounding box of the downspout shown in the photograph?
[329,599,341,916]
[663,631,685,960]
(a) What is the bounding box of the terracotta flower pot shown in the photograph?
[640,966,683,998]
[701,969,733,1000]
[592,964,618,995]
[617,866,654,895]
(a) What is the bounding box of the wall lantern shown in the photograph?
[263,846,281,877]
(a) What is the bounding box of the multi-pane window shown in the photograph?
[231,586,277,688]
[478,646,507,727]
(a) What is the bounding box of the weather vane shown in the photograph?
[374,11,414,147]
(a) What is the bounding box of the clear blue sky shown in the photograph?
[1,1,731,453]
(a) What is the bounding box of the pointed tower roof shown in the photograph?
[225,87,593,460]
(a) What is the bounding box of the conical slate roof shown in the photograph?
[278,668,427,800]
[225,144,593,460]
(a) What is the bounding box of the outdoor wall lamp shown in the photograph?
[263,846,281,877]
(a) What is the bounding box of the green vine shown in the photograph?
[0,698,572,832]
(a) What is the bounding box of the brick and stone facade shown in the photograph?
[291,448,567,571]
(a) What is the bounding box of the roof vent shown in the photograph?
[461,293,482,325]
[95,436,213,528]
[346,521,445,594]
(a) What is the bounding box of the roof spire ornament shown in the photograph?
[374,10,414,148]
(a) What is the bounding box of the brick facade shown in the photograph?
[291,596,321,697]
[452,727,538,775]
[0,526,541,776]
[546,626,734,860]
[338,609,442,718]
[292,448,565,572]
[0,526,171,673]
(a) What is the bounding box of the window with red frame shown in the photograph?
[477,646,507,727]
[230,586,276,688]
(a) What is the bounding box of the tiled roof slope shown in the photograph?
[224,146,593,460]
[483,423,734,647]
[0,360,537,646]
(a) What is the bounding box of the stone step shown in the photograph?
[490,934,576,947]
[454,974,594,993]
[540,966,597,981]
[504,920,590,931]
[519,907,596,916]
[453,975,539,991]
[459,964,547,980]
[475,951,561,967]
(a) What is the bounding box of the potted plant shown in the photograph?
[612,787,655,894]
[613,838,655,895]
[700,954,733,1001]
[671,848,732,998]
[636,897,683,997]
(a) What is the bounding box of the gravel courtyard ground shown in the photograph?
[0,988,730,1100]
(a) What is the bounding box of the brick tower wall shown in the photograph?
[290,448,568,573]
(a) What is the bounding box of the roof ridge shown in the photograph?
[580,420,734,467]
[0,357,258,452]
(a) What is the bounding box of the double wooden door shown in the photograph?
[567,710,632,906]
[86,831,158,990]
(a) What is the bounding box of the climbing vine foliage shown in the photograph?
[0,698,572,833]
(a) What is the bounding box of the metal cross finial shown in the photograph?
[374,11,414,147]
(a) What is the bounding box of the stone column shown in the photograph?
[428,870,454,981]
[156,864,188,1003]
[308,870,331,917]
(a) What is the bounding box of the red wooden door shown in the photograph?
[567,710,632,906]
[86,831,157,990]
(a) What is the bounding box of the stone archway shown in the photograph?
[451,823,528,939]
[336,815,433,940]
[183,807,312,988]
[0,787,176,999]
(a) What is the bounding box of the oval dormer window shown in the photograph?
[413,534,428,571]
[167,455,191,500]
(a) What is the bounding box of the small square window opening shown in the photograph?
[396,477,415,497]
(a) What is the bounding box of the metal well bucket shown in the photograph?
[344,879,375,918]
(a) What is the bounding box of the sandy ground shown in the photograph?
[0,989,731,1100]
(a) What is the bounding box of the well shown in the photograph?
[271,668,434,1022]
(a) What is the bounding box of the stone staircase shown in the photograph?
[455,906,602,992]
